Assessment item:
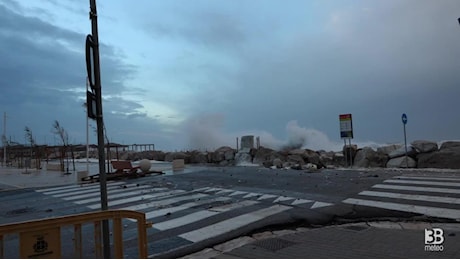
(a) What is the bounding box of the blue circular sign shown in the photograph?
[402,113,408,125]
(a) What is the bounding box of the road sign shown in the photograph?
[339,114,353,139]
[402,113,407,125]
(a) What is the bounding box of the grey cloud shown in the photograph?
[0,2,142,145]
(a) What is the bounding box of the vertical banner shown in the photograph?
[339,114,353,139]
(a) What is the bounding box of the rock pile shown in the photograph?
[78,140,460,170]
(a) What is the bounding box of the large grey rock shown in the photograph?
[411,140,438,153]
[272,158,283,168]
[287,154,305,165]
[386,156,416,168]
[190,151,209,164]
[388,145,416,159]
[440,141,460,150]
[253,147,275,165]
[354,147,389,168]
[417,146,460,169]
[377,144,402,155]
[164,152,190,163]
[224,150,235,161]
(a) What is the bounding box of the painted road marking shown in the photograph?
[384,179,460,187]
[343,198,460,220]
[41,182,125,195]
[87,191,201,209]
[243,193,261,198]
[258,194,277,200]
[291,199,313,205]
[229,191,248,196]
[56,185,155,199]
[154,200,259,231]
[62,185,156,200]
[179,205,292,242]
[76,189,161,205]
[395,176,460,182]
[143,196,228,220]
[373,184,460,194]
[35,181,124,192]
[359,190,460,205]
[273,196,295,203]
[122,193,210,211]
[311,201,333,209]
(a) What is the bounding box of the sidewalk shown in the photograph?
[183,221,460,258]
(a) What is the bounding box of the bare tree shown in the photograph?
[52,120,70,172]
[24,126,41,169]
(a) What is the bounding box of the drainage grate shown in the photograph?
[342,225,369,232]
[253,238,298,252]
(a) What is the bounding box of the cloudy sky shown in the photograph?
[1,0,460,152]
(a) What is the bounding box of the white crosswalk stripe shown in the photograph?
[343,175,460,220]
[179,205,292,243]
[34,182,334,249]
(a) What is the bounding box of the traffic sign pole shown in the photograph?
[402,113,408,168]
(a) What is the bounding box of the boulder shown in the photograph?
[377,144,402,155]
[224,150,235,161]
[190,152,209,164]
[417,146,460,169]
[411,140,438,153]
[164,152,190,163]
[319,151,334,166]
[386,156,416,168]
[211,151,225,163]
[272,158,283,168]
[353,147,375,168]
[388,145,416,159]
[253,147,275,165]
[353,147,388,168]
[304,149,323,167]
[215,146,234,153]
[287,154,305,165]
[440,141,460,150]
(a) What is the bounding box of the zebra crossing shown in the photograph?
[34,181,334,257]
[343,175,460,220]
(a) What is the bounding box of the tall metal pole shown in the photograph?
[403,123,408,168]
[88,0,110,258]
[86,80,90,176]
[3,112,5,164]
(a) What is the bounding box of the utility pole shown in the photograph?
[3,112,6,166]
[87,0,110,257]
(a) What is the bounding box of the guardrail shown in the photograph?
[0,210,152,258]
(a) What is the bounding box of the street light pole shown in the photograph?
[88,0,110,258]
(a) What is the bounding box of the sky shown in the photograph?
[1,0,460,152]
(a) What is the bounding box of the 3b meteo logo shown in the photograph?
[424,228,444,252]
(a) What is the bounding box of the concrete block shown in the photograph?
[172,159,185,170]
[240,135,254,150]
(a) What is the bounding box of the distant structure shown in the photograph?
[240,135,254,150]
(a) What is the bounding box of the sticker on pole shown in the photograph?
[402,113,407,125]
[339,114,353,139]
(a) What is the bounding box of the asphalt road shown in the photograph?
[1,165,459,258]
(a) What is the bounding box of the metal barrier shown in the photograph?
[0,210,152,258]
